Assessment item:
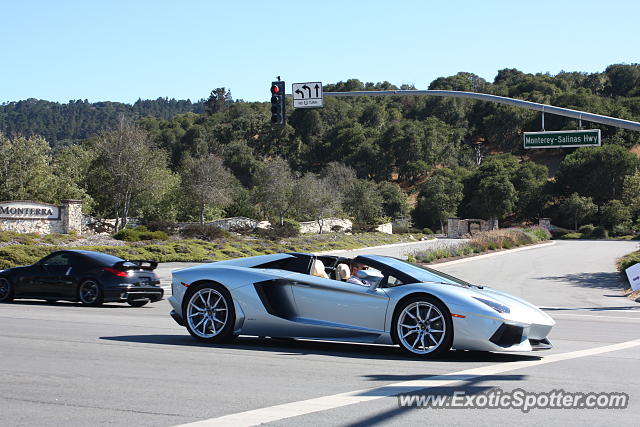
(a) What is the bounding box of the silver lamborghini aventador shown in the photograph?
[168,253,554,357]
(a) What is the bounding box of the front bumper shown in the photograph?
[451,308,554,353]
[170,309,185,326]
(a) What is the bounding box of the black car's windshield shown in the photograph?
[80,251,124,266]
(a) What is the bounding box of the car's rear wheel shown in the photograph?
[0,278,14,303]
[393,296,453,358]
[184,283,235,343]
[78,280,103,306]
[128,299,149,307]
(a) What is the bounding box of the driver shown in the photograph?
[347,262,369,286]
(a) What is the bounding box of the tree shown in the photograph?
[599,200,631,230]
[253,158,295,226]
[555,145,640,205]
[292,173,338,233]
[204,88,233,115]
[377,182,409,219]
[512,161,548,219]
[50,143,96,210]
[622,171,640,220]
[91,123,172,229]
[0,133,55,202]
[343,179,384,229]
[559,193,598,230]
[461,154,519,220]
[413,168,464,231]
[181,154,235,224]
[473,173,517,221]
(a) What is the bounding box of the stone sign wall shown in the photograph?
[0,200,83,234]
[447,217,499,238]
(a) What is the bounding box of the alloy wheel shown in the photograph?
[79,281,100,304]
[187,288,229,339]
[397,301,446,355]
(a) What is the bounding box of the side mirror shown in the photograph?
[356,269,384,290]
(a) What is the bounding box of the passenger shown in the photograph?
[335,263,350,281]
[347,262,369,286]
[311,259,330,279]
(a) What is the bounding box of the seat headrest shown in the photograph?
[335,263,350,281]
[311,259,330,279]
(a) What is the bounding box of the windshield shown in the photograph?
[81,251,125,266]
[365,256,473,286]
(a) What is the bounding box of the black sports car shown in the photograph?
[0,250,163,306]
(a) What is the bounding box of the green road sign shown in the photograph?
[523,129,601,149]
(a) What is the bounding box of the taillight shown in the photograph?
[102,267,129,277]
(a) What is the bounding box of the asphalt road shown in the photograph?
[1,240,639,426]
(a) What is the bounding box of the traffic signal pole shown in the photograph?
[270,81,286,127]
[301,89,640,132]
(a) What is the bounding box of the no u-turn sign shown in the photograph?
[292,82,323,108]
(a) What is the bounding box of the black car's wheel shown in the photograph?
[184,282,236,343]
[127,299,149,307]
[77,280,103,306]
[0,277,14,303]
[392,295,453,358]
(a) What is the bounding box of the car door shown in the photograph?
[36,253,74,298]
[289,272,390,333]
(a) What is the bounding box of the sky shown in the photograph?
[1,0,639,104]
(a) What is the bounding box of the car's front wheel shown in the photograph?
[77,280,103,306]
[184,283,235,343]
[0,277,14,303]
[393,295,453,358]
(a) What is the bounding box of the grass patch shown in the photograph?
[0,232,425,269]
[411,227,551,264]
[618,250,640,275]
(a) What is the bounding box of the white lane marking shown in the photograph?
[175,338,640,427]
[430,241,556,267]
[541,306,640,311]
[550,313,640,321]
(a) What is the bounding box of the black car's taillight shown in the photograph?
[102,267,129,277]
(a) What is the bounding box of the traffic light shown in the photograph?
[270,81,285,127]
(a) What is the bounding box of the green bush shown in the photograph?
[180,224,230,241]
[618,250,640,273]
[550,227,572,239]
[257,219,301,240]
[113,228,138,241]
[578,224,595,237]
[591,226,609,239]
[612,224,634,237]
[113,226,169,242]
[145,220,178,234]
[422,227,434,235]
[561,232,583,239]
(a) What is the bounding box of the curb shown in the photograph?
[314,237,442,255]
[429,241,557,267]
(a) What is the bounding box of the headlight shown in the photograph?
[473,297,510,314]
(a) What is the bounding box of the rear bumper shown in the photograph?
[104,285,164,303]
